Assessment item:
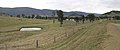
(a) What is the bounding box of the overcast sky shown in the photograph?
[0,0,119,14]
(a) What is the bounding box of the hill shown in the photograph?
[102,10,120,16]
[0,7,100,16]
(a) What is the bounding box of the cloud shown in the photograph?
[48,0,100,10]
[0,0,120,13]
[101,0,120,9]
[46,0,115,14]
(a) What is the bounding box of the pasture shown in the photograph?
[0,16,119,50]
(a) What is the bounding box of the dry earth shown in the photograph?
[103,23,120,50]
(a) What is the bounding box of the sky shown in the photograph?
[0,0,119,14]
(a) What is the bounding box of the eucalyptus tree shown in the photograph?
[81,15,85,23]
[74,17,79,25]
[57,10,64,27]
[52,10,56,23]
[87,14,95,22]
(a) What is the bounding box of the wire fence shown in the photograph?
[0,27,84,50]
[0,21,97,50]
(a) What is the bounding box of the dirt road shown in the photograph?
[103,23,120,50]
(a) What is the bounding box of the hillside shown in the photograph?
[0,7,100,16]
[102,10,120,16]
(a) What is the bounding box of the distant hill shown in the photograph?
[0,7,100,16]
[102,10,120,17]
[64,11,100,16]
[0,12,9,16]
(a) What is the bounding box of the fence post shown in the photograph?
[36,40,39,48]
[73,28,75,34]
[54,36,56,43]
[5,44,7,50]
[65,32,68,37]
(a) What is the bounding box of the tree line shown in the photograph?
[8,10,120,27]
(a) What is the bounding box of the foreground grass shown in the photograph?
[0,16,53,44]
[34,21,110,50]
[0,16,83,44]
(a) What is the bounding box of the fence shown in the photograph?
[0,22,96,50]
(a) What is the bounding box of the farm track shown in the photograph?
[103,23,120,50]
[47,28,87,50]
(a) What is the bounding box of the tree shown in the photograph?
[21,14,25,18]
[52,10,56,23]
[45,16,48,19]
[81,15,85,23]
[57,10,64,27]
[114,16,120,20]
[10,15,13,17]
[28,16,31,18]
[31,14,35,19]
[35,15,41,19]
[24,16,28,18]
[16,14,20,18]
[87,14,95,22]
[74,17,79,25]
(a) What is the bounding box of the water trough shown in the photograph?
[20,27,43,31]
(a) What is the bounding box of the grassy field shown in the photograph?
[0,16,118,50]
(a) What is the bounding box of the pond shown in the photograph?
[20,27,42,31]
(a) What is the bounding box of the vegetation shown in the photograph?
[113,16,120,20]
[74,17,79,25]
[87,14,96,22]
[57,10,64,27]
[52,10,56,24]
[81,15,85,23]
